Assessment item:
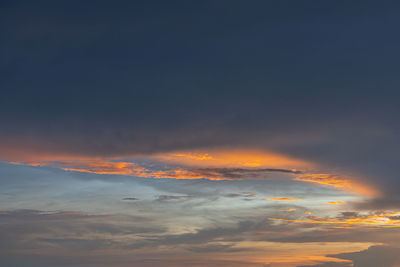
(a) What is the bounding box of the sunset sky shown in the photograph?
[2,1,400,266]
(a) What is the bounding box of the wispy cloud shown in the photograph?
[300,245,400,267]
[155,195,197,201]
[8,159,370,195]
[269,211,400,228]
[267,197,302,201]
[328,201,347,205]
[280,208,296,212]
[224,192,257,198]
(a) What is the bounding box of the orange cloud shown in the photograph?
[266,197,302,201]
[8,158,377,199]
[295,174,350,188]
[5,148,377,198]
[280,209,296,212]
[155,149,312,169]
[60,160,142,175]
[295,173,377,197]
[269,212,400,228]
[10,160,161,178]
[327,201,347,205]
[172,153,213,161]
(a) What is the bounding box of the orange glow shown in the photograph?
[266,197,302,201]
[280,209,296,212]
[235,241,374,267]
[295,173,378,197]
[172,153,213,161]
[7,158,377,199]
[295,174,350,188]
[269,211,400,228]
[330,226,356,229]
[327,201,347,205]
[10,159,222,180]
[155,149,312,169]
[60,160,140,175]
[4,148,378,198]
[8,161,45,167]
[61,161,205,180]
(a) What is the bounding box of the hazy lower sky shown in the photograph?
[2,1,400,266]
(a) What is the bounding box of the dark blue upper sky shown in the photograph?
[2,1,400,124]
[2,0,400,201]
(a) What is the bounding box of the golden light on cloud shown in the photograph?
[269,211,400,228]
[60,160,141,175]
[9,160,174,178]
[327,201,347,205]
[171,153,213,161]
[154,149,312,169]
[295,173,378,197]
[235,241,373,267]
[5,148,378,198]
[266,197,302,201]
[295,174,350,188]
[280,208,296,212]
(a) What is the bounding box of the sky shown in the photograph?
[2,1,400,266]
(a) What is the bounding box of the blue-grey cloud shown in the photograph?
[122,197,139,201]
[298,262,351,267]
[302,246,400,267]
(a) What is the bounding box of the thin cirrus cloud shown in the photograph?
[280,209,296,212]
[269,211,400,229]
[327,201,347,205]
[267,197,303,201]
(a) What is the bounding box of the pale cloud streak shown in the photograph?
[267,197,303,201]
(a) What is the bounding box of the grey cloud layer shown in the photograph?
[300,246,400,267]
